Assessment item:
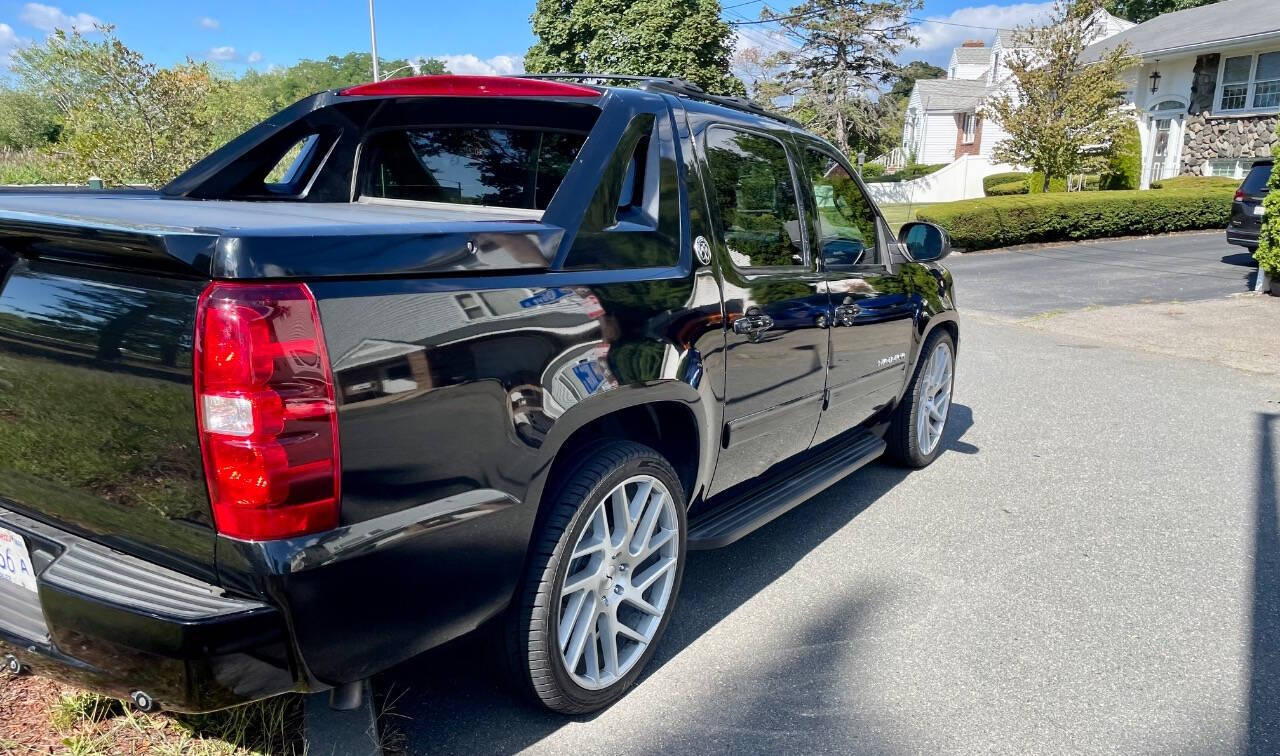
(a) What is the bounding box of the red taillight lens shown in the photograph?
[1235,190,1246,202]
[195,282,340,540]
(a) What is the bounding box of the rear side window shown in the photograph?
[360,127,588,210]
[704,126,804,268]
[1242,163,1273,195]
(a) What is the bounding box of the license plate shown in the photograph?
[0,526,37,592]
[1255,205,1266,216]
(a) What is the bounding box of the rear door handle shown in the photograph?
[732,313,774,335]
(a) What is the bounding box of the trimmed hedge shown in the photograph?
[1149,175,1239,190]
[1028,172,1069,194]
[983,171,1030,195]
[866,162,948,184]
[916,186,1234,250]
[987,180,1029,196]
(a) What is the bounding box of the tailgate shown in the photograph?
[0,249,216,581]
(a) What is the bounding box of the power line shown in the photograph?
[721,0,767,10]
[729,8,1016,32]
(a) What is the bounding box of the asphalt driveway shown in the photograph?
[375,234,1280,754]
[946,231,1258,316]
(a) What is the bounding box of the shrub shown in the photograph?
[898,162,947,180]
[861,162,885,179]
[917,186,1234,251]
[1256,127,1280,275]
[1100,119,1141,190]
[987,180,1029,196]
[983,171,1030,195]
[1028,171,1069,193]
[1150,175,1239,190]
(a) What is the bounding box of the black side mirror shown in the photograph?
[897,221,952,262]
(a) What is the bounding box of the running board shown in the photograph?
[688,431,886,550]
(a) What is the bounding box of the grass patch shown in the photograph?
[1,675,304,755]
[879,202,936,235]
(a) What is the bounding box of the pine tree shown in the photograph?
[761,0,920,155]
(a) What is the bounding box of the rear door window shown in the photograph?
[360,127,588,210]
[1242,163,1273,196]
[704,126,805,268]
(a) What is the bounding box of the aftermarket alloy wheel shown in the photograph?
[886,330,955,468]
[508,441,687,713]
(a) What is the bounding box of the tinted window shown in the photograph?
[361,127,587,210]
[1242,163,1273,195]
[800,147,880,267]
[704,127,804,268]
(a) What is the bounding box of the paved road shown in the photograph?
[377,236,1280,754]
[946,232,1258,317]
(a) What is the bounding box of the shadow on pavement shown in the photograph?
[376,405,976,754]
[1248,413,1279,755]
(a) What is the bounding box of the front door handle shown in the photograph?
[732,309,774,338]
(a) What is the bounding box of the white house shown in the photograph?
[1082,0,1280,188]
[901,11,1133,168]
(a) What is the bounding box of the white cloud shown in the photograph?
[20,3,101,33]
[246,51,262,64]
[0,23,28,63]
[911,2,1054,59]
[206,45,238,62]
[197,16,220,30]
[434,54,523,76]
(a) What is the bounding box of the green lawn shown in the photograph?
[878,203,936,235]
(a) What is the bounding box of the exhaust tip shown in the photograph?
[3,654,24,675]
[130,690,157,712]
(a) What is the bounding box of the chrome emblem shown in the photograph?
[694,236,712,265]
[877,352,906,368]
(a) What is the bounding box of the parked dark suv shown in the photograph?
[1228,158,1272,251]
[0,75,958,715]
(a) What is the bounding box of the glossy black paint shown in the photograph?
[1228,159,1271,251]
[0,83,957,706]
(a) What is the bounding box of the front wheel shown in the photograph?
[886,330,955,468]
[507,441,687,714]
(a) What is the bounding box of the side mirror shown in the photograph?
[898,221,951,262]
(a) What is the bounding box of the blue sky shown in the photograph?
[0,0,1057,75]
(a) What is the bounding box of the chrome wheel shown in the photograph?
[557,474,679,690]
[916,341,953,455]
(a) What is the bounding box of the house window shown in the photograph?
[961,113,977,144]
[1208,159,1255,179]
[1217,51,1280,112]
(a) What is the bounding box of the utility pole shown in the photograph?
[368,0,380,81]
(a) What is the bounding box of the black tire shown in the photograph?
[885,329,956,468]
[506,440,687,714]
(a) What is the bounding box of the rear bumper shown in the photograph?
[1227,227,1260,249]
[0,506,299,713]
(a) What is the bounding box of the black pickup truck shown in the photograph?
[0,75,958,715]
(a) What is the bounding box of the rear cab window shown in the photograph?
[361,127,588,211]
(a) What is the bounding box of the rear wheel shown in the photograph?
[507,441,686,714]
[886,330,955,468]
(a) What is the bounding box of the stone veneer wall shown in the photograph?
[1180,113,1279,174]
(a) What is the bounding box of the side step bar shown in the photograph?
[688,431,886,550]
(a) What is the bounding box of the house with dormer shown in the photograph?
[900,11,1134,168]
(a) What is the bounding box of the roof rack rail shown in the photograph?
[517,73,802,128]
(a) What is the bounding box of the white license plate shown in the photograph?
[1255,205,1266,216]
[0,526,37,593]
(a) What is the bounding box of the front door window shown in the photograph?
[1149,117,1172,185]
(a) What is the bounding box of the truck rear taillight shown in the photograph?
[1235,190,1246,202]
[194,282,340,540]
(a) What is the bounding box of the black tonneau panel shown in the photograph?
[0,194,562,279]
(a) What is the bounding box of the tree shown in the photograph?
[525,0,742,96]
[1254,123,1280,278]
[10,26,272,185]
[886,60,946,101]
[0,90,61,150]
[985,0,1137,193]
[762,0,921,156]
[241,52,448,111]
[1104,0,1222,23]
